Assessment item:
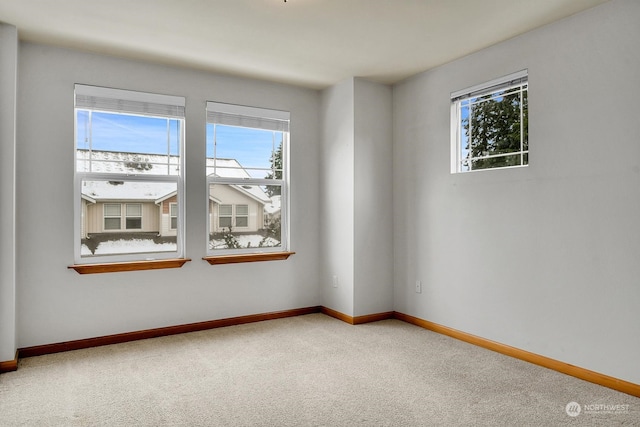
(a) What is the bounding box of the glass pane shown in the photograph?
[76,110,182,176]
[80,179,178,258]
[219,205,232,216]
[459,83,528,173]
[104,203,121,216]
[471,153,522,171]
[170,203,177,216]
[126,203,142,216]
[206,124,283,179]
[170,217,178,229]
[126,218,142,229]
[104,217,121,230]
[208,183,281,251]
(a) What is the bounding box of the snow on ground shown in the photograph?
[84,239,177,256]
[209,235,279,250]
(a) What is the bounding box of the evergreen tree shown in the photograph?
[462,89,528,171]
[265,142,282,197]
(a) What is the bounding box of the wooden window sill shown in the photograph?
[68,258,191,274]
[203,252,295,265]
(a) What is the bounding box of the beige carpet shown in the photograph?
[0,314,638,426]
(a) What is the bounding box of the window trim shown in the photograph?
[451,70,528,174]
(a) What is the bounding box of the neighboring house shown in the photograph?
[78,150,275,238]
[207,158,272,234]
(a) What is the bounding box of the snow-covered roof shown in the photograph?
[78,150,273,205]
[81,180,176,202]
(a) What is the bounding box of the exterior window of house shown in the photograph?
[125,203,142,229]
[235,204,249,227]
[104,204,121,230]
[451,70,528,173]
[219,205,233,229]
[169,203,178,230]
[74,84,185,263]
[206,102,289,254]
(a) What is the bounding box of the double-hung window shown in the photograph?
[206,102,289,255]
[451,70,528,173]
[74,84,185,263]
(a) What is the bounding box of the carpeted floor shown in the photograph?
[0,313,638,426]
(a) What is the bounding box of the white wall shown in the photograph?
[354,78,393,317]
[320,78,355,316]
[393,0,640,384]
[15,43,321,348]
[320,78,394,317]
[0,23,18,362]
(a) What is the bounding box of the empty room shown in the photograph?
[1,0,639,425]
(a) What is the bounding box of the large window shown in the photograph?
[206,102,289,255]
[451,70,528,173]
[74,85,185,263]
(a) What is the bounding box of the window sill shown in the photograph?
[203,252,295,265]
[68,258,191,274]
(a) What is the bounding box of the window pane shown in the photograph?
[126,218,142,229]
[76,111,182,176]
[80,179,178,258]
[104,217,121,230]
[104,203,121,216]
[219,205,232,216]
[170,203,178,216]
[126,203,142,216]
[207,124,283,179]
[170,217,178,229]
[208,183,281,251]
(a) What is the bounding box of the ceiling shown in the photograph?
[0,0,610,89]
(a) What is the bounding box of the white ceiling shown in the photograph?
[0,0,610,89]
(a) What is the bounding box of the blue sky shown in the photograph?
[77,110,282,175]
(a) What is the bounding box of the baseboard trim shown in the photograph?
[11,306,640,398]
[321,306,354,324]
[0,350,19,373]
[19,306,322,358]
[394,312,640,398]
[320,307,394,325]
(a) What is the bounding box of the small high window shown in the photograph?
[451,70,528,173]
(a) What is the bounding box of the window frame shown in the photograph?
[450,69,528,173]
[205,101,290,256]
[73,84,186,265]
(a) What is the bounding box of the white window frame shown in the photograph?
[206,101,290,255]
[125,203,143,230]
[451,70,528,173]
[235,204,249,228]
[74,84,186,264]
[218,204,233,229]
[103,203,122,231]
[169,202,178,230]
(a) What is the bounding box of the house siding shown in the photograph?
[85,202,160,234]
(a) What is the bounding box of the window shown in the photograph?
[451,70,528,173]
[125,203,142,230]
[206,102,289,255]
[235,204,249,227]
[103,204,121,230]
[74,84,185,263]
[170,203,178,230]
[219,204,233,229]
